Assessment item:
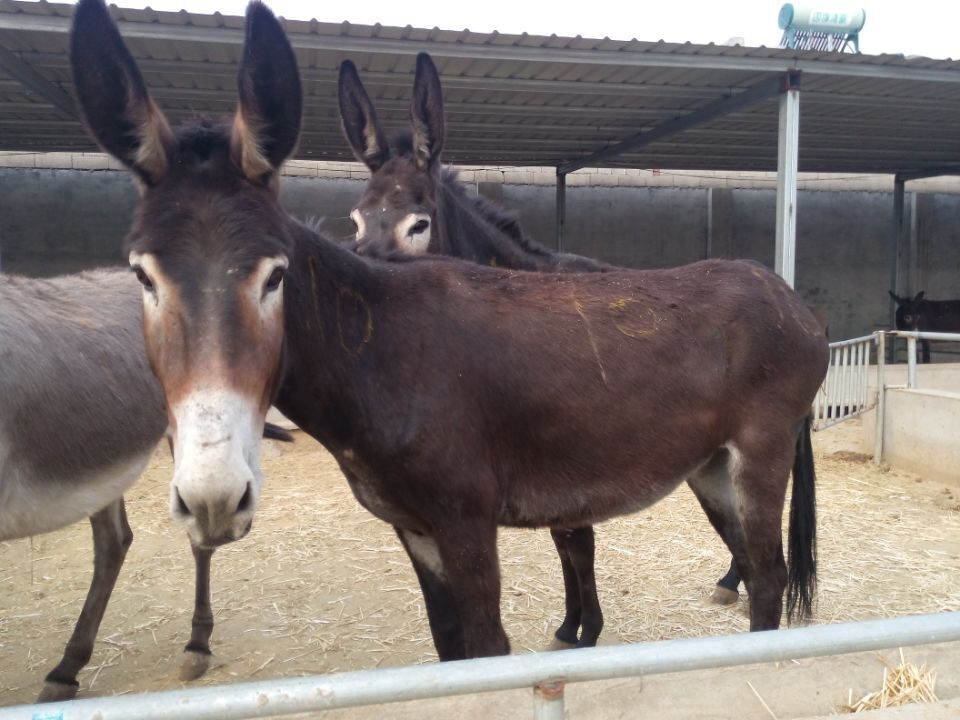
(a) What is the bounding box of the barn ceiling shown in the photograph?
[1,0,959,175]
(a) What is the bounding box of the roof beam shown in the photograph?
[0,46,76,118]
[558,75,783,174]
[896,166,960,182]
[2,13,959,85]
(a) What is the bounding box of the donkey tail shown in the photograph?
[786,415,817,623]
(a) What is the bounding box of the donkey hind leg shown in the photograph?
[549,526,603,649]
[432,519,510,658]
[549,528,580,647]
[40,498,133,702]
[710,556,742,606]
[180,543,216,681]
[687,443,790,631]
[396,528,465,661]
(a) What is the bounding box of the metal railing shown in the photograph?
[2,612,959,720]
[812,334,876,431]
[873,330,960,463]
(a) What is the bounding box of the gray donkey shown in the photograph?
[1,267,290,701]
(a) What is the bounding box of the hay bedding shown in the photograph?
[1,421,958,705]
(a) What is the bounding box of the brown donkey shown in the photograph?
[337,53,750,647]
[72,0,828,660]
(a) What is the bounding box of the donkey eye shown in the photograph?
[132,265,155,293]
[410,219,430,235]
[264,267,284,293]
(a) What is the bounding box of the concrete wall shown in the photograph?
[2,165,959,343]
[861,388,960,486]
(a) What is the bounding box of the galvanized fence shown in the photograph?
[873,330,960,463]
[3,612,959,720]
[811,334,876,431]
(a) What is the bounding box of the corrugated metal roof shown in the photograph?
[1,0,959,174]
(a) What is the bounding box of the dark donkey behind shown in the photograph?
[338,53,748,646]
[0,270,290,701]
[71,0,828,660]
[889,291,960,363]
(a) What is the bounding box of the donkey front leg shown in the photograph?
[395,528,465,660]
[39,498,133,702]
[432,519,509,658]
[180,543,216,680]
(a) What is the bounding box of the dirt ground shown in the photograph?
[1,420,959,714]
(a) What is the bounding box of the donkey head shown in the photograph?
[889,290,926,330]
[71,0,302,548]
[338,53,445,257]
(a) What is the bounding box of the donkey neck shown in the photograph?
[274,225,403,451]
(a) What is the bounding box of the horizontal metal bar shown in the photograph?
[889,330,960,342]
[1,13,960,85]
[813,405,872,431]
[828,334,877,348]
[897,166,960,182]
[3,613,958,720]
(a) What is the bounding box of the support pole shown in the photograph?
[889,176,906,363]
[874,332,886,464]
[532,681,565,720]
[555,169,567,253]
[775,71,801,288]
[908,191,919,297]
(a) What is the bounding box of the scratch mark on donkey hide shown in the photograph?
[606,297,661,338]
[336,286,374,355]
[571,290,608,388]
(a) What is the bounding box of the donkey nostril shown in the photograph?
[175,489,192,517]
[236,482,253,514]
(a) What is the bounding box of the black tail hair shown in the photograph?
[786,415,817,622]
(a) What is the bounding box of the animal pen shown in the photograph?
[1,0,959,717]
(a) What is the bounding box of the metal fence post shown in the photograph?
[907,336,918,388]
[874,332,886,464]
[533,681,565,720]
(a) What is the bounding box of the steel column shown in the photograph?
[874,332,886,464]
[889,176,906,362]
[775,71,801,288]
[555,169,567,253]
[908,191,920,296]
[533,682,565,720]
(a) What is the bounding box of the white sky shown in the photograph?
[61,0,959,59]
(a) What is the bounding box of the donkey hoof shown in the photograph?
[710,586,740,605]
[38,680,79,703]
[179,650,212,681]
[546,637,577,651]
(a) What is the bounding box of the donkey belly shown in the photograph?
[497,461,705,529]
[0,448,154,541]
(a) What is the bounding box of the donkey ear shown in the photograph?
[70,0,173,185]
[231,1,302,184]
[914,291,925,302]
[411,52,445,172]
[338,60,389,171]
[889,290,904,304]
